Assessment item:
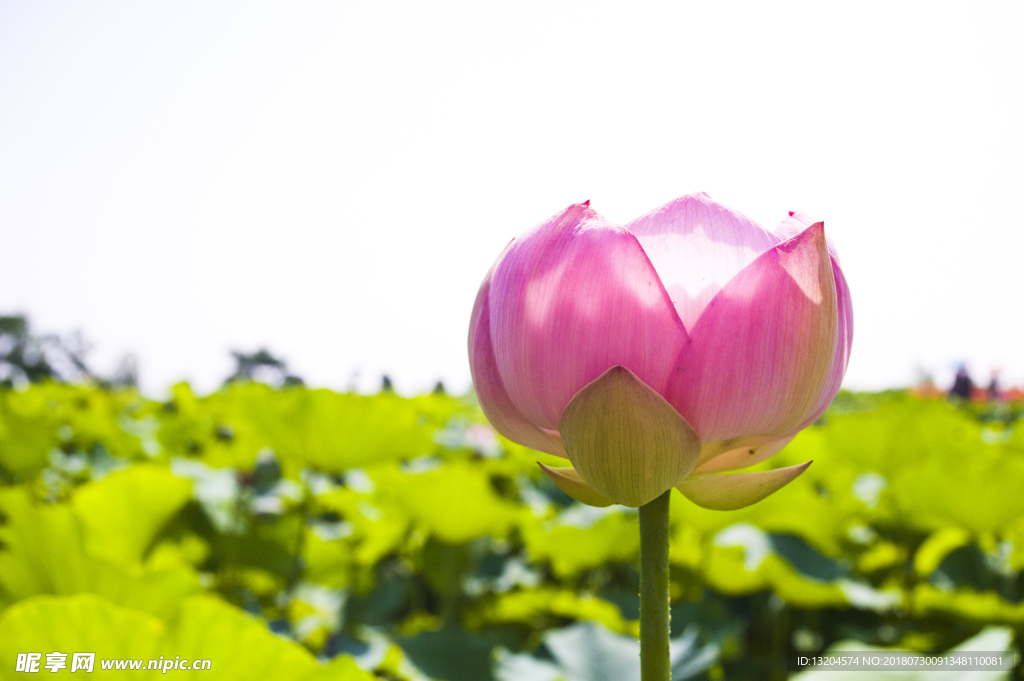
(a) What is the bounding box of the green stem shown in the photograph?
[639,489,672,681]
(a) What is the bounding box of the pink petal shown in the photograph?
[626,193,780,331]
[775,210,841,265]
[795,255,853,429]
[489,203,686,430]
[469,255,568,457]
[667,223,839,442]
[774,212,853,429]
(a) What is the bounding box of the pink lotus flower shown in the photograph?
[469,193,852,509]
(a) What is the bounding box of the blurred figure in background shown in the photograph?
[949,363,974,400]
[987,368,1002,402]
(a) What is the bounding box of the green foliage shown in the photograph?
[0,594,375,680]
[0,485,203,617]
[73,465,193,564]
[1,383,1023,680]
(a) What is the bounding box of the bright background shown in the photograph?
[1,1,1021,396]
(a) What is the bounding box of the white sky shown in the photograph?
[1,1,1022,396]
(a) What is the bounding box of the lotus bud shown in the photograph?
[469,194,852,509]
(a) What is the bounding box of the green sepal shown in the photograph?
[538,464,614,508]
[558,366,701,508]
[677,461,812,511]
[692,435,795,475]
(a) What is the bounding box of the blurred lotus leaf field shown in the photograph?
[0,383,1022,680]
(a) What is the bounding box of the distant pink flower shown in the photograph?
[469,193,852,508]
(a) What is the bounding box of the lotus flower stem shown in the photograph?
[639,489,671,681]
